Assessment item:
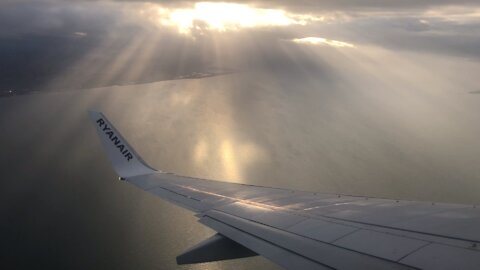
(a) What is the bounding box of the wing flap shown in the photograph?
[200,210,412,270]
[200,214,331,270]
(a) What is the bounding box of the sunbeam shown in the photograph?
[139,2,322,35]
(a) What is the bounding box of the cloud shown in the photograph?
[28,0,479,11]
[0,0,479,95]
[306,15,480,59]
[148,2,318,34]
[292,37,355,48]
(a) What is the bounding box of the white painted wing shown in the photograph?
[90,111,480,270]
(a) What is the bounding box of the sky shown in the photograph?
[1,1,480,270]
[1,0,479,94]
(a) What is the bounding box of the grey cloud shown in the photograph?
[298,16,480,60]
[61,0,480,11]
[6,0,480,12]
[1,0,480,96]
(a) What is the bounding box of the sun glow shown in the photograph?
[152,2,319,34]
[292,37,355,48]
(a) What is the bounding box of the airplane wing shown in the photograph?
[89,111,480,270]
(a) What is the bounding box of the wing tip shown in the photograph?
[89,110,157,178]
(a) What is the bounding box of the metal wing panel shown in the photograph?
[399,243,480,270]
[287,218,359,243]
[302,198,478,241]
[147,186,205,212]
[332,229,429,261]
[201,210,414,270]
[259,193,335,207]
[309,200,451,225]
[127,174,214,212]
[214,202,308,229]
[391,207,480,242]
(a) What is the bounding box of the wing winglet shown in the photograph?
[89,111,157,178]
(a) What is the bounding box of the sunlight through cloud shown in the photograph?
[148,2,321,34]
[292,37,355,48]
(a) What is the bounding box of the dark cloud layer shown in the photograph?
[20,0,479,11]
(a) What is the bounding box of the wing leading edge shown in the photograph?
[89,111,480,270]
